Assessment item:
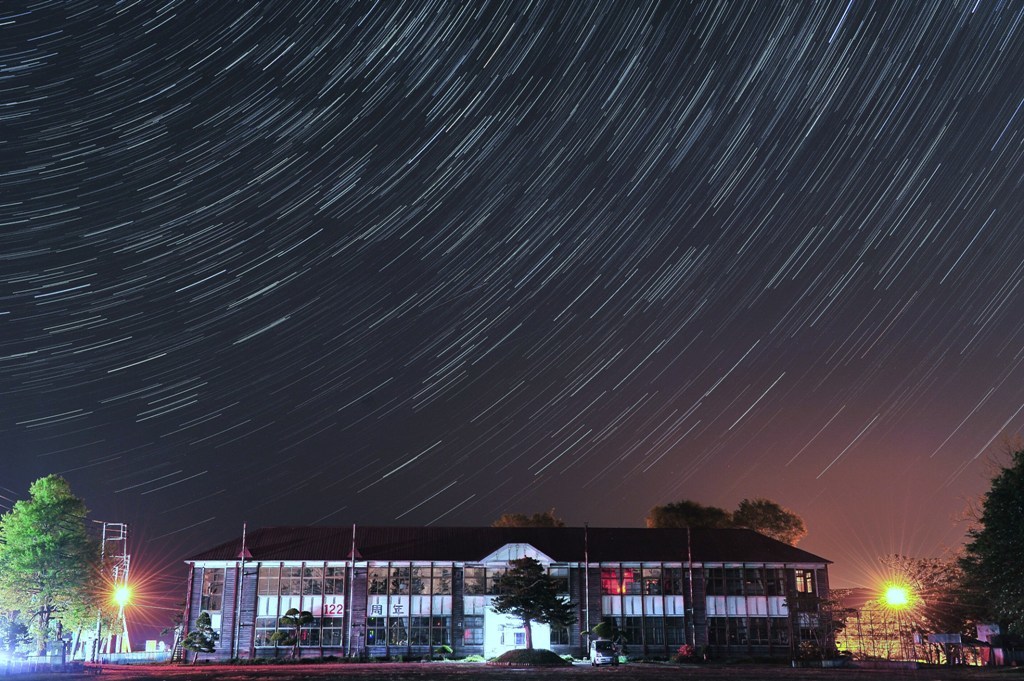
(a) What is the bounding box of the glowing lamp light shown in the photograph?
[883,584,910,608]
[114,585,132,607]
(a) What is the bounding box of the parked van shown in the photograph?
[590,639,618,666]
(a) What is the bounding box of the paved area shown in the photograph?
[6,661,1021,681]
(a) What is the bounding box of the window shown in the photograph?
[258,566,280,595]
[366,618,386,646]
[770,618,790,645]
[279,567,302,596]
[485,567,507,594]
[550,623,570,645]
[765,568,786,596]
[200,568,224,612]
[254,617,277,647]
[409,567,428,595]
[662,567,684,595]
[725,569,743,596]
[601,568,620,595]
[463,567,484,595]
[704,568,724,595]
[324,566,345,595]
[430,617,451,646]
[795,569,814,594]
[548,566,569,593]
[390,566,411,595]
[302,567,323,595]
[744,569,765,596]
[388,617,408,646]
[621,568,641,595]
[644,618,665,645]
[514,632,526,647]
[748,617,769,644]
[463,615,483,645]
[299,619,320,647]
[621,617,643,645]
[321,617,344,647]
[727,617,747,645]
[432,566,452,595]
[368,567,389,595]
[642,567,662,595]
[410,616,431,645]
[708,617,727,645]
[665,617,686,646]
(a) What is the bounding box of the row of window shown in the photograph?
[707,616,791,646]
[703,568,815,596]
[199,565,815,612]
[600,567,687,595]
[601,616,687,647]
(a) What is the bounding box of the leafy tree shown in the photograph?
[733,498,806,545]
[645,500,732,529]
[879,554,972,637]
[181,611,218,664]
[492,508,565,527]
[0,611,30,655]
[491,557,576,650]
[961,447,1024,634]
[646,497,807,545]
[270,608,314,659]
[0,475,99,655]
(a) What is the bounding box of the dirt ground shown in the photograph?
[9,662,1024,681]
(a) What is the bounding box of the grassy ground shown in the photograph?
[8,661,1024,681]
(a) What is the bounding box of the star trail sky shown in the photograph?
[4,0,1024,620]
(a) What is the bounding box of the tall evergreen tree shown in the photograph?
[491,557,575,650]
[0,475,99,655]
[961,447,1024,634]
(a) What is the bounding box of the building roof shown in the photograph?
[188,526,829,565]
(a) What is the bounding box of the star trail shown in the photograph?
[4,1,1024,623]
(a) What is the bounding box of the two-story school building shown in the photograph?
[183,525,831,660]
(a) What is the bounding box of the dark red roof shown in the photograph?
[188,526,829,565]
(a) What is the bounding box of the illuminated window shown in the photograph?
[642,567,662,595]
[794,569,814,594]
[601,568,620,594]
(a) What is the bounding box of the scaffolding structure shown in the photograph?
[97,522,131,656]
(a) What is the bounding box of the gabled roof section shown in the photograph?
[187,525,830,565]
[478,543,556,564]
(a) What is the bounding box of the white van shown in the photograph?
[590,639,619,666]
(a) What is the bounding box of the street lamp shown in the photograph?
[880,582,914,660]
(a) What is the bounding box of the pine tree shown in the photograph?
[491,557,576,650]
[181,611,219,664]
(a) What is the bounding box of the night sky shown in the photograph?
[4,0,1024,635]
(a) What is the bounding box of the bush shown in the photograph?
[490,648,571,666]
